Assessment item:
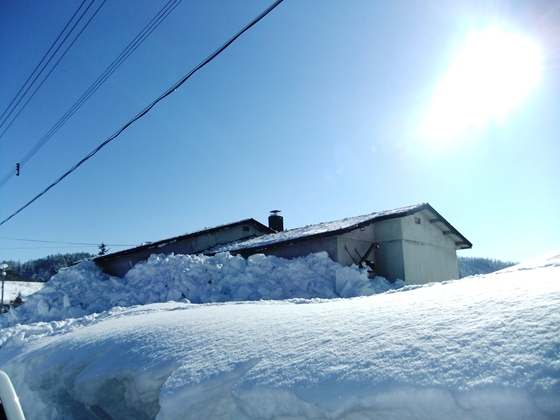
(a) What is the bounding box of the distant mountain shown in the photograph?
[458,256,516,278]
[1,252,94,282]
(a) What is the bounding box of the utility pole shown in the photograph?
[0,263,7,313]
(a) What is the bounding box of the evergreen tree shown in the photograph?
[98,243,110,256]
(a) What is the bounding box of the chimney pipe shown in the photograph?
[268,210,284,232]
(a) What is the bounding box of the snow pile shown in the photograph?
[1,251,401,327]
[0,250,558,420]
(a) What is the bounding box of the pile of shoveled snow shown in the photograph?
[0,250,558,420]
[1,251,402,326]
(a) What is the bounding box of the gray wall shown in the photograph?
[367,213,460,284]
[373,219,405,281]
[254,225,377,267]
[400,211,459,284]
[336,224,376,266]
[255,237,339,262]
[245,215,460,284]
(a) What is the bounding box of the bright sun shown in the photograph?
[422,27,542,145]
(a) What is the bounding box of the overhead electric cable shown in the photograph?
[0,0,106,140]
[0,0,284,227]
[0,246,97,250]
[0,0,99,132]
[0,0,181,189]
[0,236,134,246]
[0,0,88,124]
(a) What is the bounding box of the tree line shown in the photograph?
[458,256,516,278]
[0,252,94,282]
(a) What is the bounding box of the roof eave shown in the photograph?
[217,203,472,254]
[421,204,473,250]
[94,218,273,263]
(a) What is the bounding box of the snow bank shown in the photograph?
[0,251,558,420]
[1,251,401,327]
[497,248,560,272]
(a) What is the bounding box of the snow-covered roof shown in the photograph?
[209,203,470,254]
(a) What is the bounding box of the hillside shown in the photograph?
[0,252,93,282]
[458,256,516,278]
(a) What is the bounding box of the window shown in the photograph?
[414,217,421,225]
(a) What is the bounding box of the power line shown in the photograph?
[0,0,284,227]
[0,0,182,189]
[0,0,107,138]
[0,236,134,246]
[0,0,88,124]
[0,246,98,250]
[0,0,106,138]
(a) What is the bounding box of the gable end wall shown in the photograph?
[401,212,459,284]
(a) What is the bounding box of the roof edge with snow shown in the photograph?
[208,203,472,256]
[94,218,273,263]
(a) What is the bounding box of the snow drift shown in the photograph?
[0,250,559,419]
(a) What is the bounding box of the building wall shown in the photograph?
[96,211,463,284]
[335,224,376,266]
[97,223,269,277]
[400,212,459,284]
[254,237,339,262]
[372,219,405,281]
[250,225,377,267]
[243,212,460,285]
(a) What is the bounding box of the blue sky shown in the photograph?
[1,0,559,264]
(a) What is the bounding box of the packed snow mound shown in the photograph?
[1,251,402,326]
[0,250,558,419]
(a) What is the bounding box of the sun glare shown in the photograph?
[422,27,542,145]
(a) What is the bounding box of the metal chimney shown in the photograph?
[268,210,284,232]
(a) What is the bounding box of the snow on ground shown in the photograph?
[0,251,559,419]
[0,281,44,303]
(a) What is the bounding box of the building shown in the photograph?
[94,203,471,284]
[94,219,273,278]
